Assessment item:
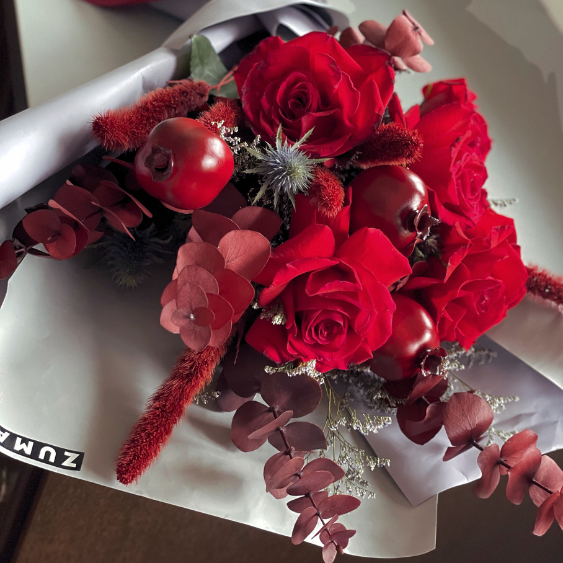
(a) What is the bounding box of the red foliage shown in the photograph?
[442,392,494,447]
[226,368,358,553]
[350,123,423,169]
[116,345,224,485]
[197,99,243,132]
[526,264,563,310]
[307,167,345,219]
[92,80,210,151]
[506,447,542,505]
[0,240,18,280]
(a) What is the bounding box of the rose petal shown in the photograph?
[335,227,411,286]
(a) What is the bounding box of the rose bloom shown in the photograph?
[404,209,528,348]
[397,79,492,227]
[245,193,411,372]
[234,32,395,158]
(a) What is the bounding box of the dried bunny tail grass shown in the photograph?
[526,265,563,311]
[349,123,423,169]
[116,343,226,485]
[307,167,345,219]
[92,80,210,151]
[197,99,243,132]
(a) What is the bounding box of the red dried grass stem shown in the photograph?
[349,123,423,169]
[116,344,225,485]
[308,167,345,219]
[92,80,210,152]
[197,99,243,132]
[526,265,563,310]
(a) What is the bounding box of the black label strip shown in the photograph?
[0,423,84,471]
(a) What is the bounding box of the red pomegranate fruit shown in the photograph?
[349,165,436,255]
[134,118,234,212]
[369,294,440,381]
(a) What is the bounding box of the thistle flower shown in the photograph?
[244,126,325,208]
[97,224,173,289]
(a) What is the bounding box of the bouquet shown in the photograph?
[2,8,563,561]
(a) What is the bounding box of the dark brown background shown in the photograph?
[8,451,563,563]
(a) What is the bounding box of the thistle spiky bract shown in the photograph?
[244,125,325,209]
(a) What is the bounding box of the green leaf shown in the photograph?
[190,34,239,99]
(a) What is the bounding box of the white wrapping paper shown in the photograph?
[368,0,563,388]
[364,336,563,507]
[0,0,349,212]
[0,179,436,557]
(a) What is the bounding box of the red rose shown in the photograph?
[246,194,411,372]
[406,209,527,348]
[397,79,492,227]
[234,32,395,158]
